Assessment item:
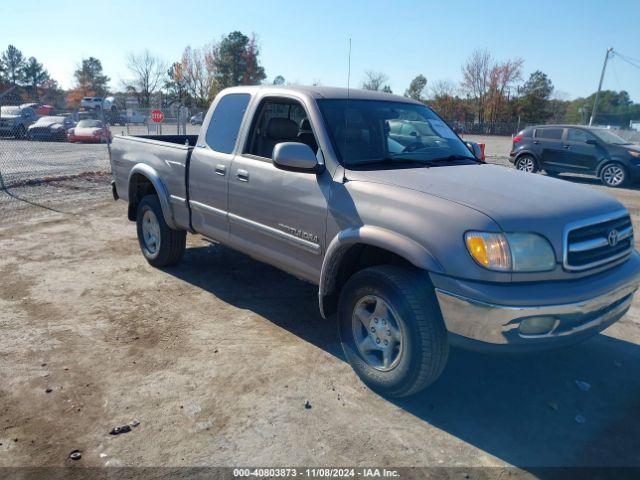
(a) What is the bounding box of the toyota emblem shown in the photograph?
[608,229,620,247]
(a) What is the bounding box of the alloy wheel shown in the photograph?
[351,295,404,371]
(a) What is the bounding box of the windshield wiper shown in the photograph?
[423,154,479,164]
[351,157,429,168]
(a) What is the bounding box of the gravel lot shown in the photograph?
[1,138,640,471]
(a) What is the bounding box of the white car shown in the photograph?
[80,96,117,111]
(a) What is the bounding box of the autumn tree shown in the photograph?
[165,62,189,105]
[461,49,523,124]
[213,31,266,91]
[123,50,166,107]
[180,45,217,106]
[404,74,427,101]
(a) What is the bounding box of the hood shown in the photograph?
[346,164,624,233]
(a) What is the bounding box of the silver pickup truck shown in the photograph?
[110,86,640,397]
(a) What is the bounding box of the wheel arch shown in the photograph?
[596,158,628,176]
[127,164,177,229]
[318,226,444,318]
[515,150,539,163]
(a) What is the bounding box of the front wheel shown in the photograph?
[136,195,186,267]
[600,163,628,187]
[338,265,449,398]
[515,155,538,173]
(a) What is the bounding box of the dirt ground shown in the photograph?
[1,171,640,471]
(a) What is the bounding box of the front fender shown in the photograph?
[128,163,177,229]
[318,225,444,318]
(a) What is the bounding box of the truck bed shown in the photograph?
[110,134,199,231]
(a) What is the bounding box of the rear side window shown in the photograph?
[535,128,563,140]
[205,93,251,154]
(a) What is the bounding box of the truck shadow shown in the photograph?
[167,243,640,469]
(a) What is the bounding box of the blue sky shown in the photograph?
[2,0,640,100]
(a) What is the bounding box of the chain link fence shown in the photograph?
[0,88,116,220]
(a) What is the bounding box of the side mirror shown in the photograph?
[273,142,322,173]
[466,141,485,161]
[586,139,598,146]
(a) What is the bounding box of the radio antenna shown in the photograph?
[342,37,351,183]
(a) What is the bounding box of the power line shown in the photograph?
[614,51,640,71]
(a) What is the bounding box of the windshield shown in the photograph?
[35,116,65,125]
[591,129,630,145]
[1,106,21,115]
[317,99,476,168]
[77,120,102,128]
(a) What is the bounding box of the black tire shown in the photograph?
[515,154,538,173]
[599,162,628,188]
[338,265,449,398]
[136,195,186,267]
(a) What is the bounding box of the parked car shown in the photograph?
[190,112,204,125]
[0,105,38,138]
[80,97,105,110]
[20,102,54,116]
[510,125,640,187]
[110,86,639,398]
[27,115,75,141]
[67,119,111,143]
[126,110,148,124]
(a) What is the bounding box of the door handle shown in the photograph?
[563,145,571,149]
[236,169,249,182]
[215,164,226,176]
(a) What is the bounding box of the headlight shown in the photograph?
[465,232,556,272]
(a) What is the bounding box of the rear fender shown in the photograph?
[128,163,177,229]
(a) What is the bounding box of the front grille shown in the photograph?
[565,211,633,270]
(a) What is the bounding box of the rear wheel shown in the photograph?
[600,162,628,187]
[338,265,449,398]
[136,195,186,267]
[515,154,538,173]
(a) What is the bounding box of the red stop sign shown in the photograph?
[151,109,164,123]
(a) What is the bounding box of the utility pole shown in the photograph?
[589,47,614,126]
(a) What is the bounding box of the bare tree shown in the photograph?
[460,49,492,123]
[430,79,457,98]
[362,70,390,91]
[123,50,166,108]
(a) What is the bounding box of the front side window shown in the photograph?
[246,99,318,159]
[536,128,563,140]
[567,128,594,143]
[205,93,251,154]
[317,99,475,168]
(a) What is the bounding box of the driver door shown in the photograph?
[227,97,329,283]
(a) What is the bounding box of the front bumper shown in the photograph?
[433,253,640,351]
